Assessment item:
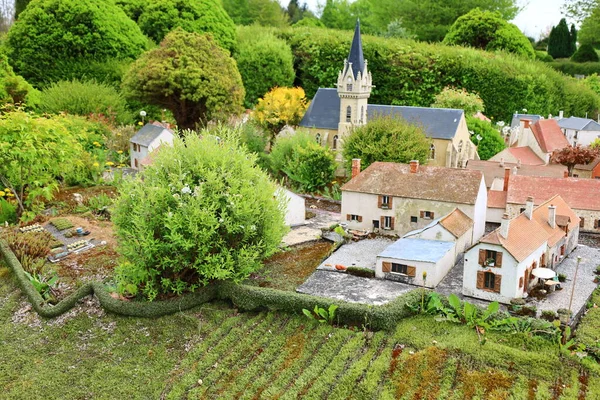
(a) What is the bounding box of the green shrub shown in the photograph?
[535,51,553,62]
[432,87,484,116]
[276,27,600,123]
[0,198,17,224]
[269,131,314,174]
[137,0,236,52]
[549,60,600,76]
[571,44,600,63]
[112,131,287,300]
[466,117,505,160]
[345,266,375,278]
[234,26,295,108]
[5,0,148,86]
[540,310,557,321]
[558,273,567,282]
[39,80,133,125]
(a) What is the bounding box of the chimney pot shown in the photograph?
[548,205,556,229]
[503,167,511,192]
[559,110,564,119]
[563,170,568,178]
[500,213,510,239]
[409,160,419,173]
[512,166,518,175]
[499,157,505,168]
[525,196,534,220]
[351,159,361,179]
[522,119,531,129]
[517,159,522,168]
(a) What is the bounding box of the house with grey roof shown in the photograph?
[298,20,477,169]
[557,116,600,147]
[130,123,175,169]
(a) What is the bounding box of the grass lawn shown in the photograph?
[1,266,599,399]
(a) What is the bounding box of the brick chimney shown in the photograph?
[503,167,511,192]
[500,213,510,239]
[525,196,534,220]
[351,159,361,179]
[548,204,556,229]
[563,170,568,178]
[559,110,564,119]
[409,160,419,173]
[521,119,531,129]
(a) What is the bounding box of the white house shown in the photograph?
[558,116,600,147]
[462,195,579,303]
[341,160,487,241]
[130,123,175,169]
[277,188,306,227]
[505,118,569,165]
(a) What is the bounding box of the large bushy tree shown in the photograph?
[122,29,244,130]
[432,87,485,116]
[234,26,295,108]
[579,5,600,48]
[548,18,577,58]
[112,131,287,300]
[137,0,236,52]
[443,9,534,59]
[552,145,600,176]
[466,117,505,160]
[6,0,148,86]
[342,115,431,171]
[221,0,288,28]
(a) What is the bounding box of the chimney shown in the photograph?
[512,166,518,175]
[499,157,505,168]
[517,159,522,169]
[503,167,511,191]
[409,160,419,174]
[559,110,564,119]
[500,213,510,239]
[521,119,531,129]
[563,170,568,178]
[525,196,534,220]
[351,158,361,179]
[548,205,556,229]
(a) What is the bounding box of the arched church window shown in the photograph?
[429,144,436,160]
[316,133,321,144]
[458,140,463,153]
[346,106,352,122]
[333,135,339,150]
[346,77,353,91]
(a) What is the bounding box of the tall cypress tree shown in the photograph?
[548,18,573,58]
[570,24,578,55]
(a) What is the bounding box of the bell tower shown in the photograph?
[337,19,372,138]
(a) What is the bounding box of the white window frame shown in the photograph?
[384,216,392,229]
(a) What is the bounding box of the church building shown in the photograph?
[298,21,478,169]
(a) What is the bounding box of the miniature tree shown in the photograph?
[552,145,600,176]
[432,87,485,116]
[122,29,244,130]
[253,87,309,149]
[112,130,287,300]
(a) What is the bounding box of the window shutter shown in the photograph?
[420,211,424,218]
[496,252,503,268]
[580,217,585,228]
[476,271,484,289]
[390,217,395,230]
[358,215,363,222]
[478,249,485,265]
[378,195,382,208]
[519,277,523,288]
[431,212,435,219]
[346,214,351,221]
[494,274,502,293]
[380,216,385,228]
[382,262,391,273]
[407,266,416,277]
[388,197,393,208]
[595,220,599,229]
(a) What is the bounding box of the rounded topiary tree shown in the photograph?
[137,0,236,52]
[571,44,600,63]
[112,131,287,300]
[6,0,148,86]
[122,29,244,130]
[466,117,505,160]
[234,26,295,108]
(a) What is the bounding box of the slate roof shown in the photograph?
[530,119,569,153]
[130,123,173,147]
[466,159,567,187]
[439,208,473,238]
[510,113,542,128]
[558,116,600,131]
[346,20,365,80]
[481,195,577,261]
[506,175,600,211]
[341,162,483,205]
[378,238,455,263]
[299,88,464,140]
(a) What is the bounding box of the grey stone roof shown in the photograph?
[130,124,172,147]
[558,116,600,131]
[510,113,542,128]
[299,88,464,140]
[347,20,365,80]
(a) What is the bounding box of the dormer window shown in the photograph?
[346,77,353,91]
[346,106,352,122]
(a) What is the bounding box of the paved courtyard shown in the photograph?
[282,209,340,246]
[316,238,394,271]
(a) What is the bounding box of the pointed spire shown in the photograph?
[347,19,365,80]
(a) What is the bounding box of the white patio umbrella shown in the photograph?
[531,268,556,280]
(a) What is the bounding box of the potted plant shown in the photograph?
[485,257,496,267]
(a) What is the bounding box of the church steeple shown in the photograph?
[337,19,372,140]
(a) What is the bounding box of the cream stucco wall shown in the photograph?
[563,128,600,147]
[375,248,455,288]
[486,207,505,223]
[507,203,599,233]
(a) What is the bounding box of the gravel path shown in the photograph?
[282,209,340,247]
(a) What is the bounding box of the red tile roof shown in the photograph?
[506,175,600,211]
[530,119,569,153]
[490,147,545,165]
[440,208,473,238]
[341,162,484,205]
[487,190,507,209]
[467,160,566,187]
[481,195,576,261]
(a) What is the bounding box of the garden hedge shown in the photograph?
[550,60,600,77]
[1,239,421,330]
[277,27,600,122]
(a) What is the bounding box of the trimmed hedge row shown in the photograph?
[277,27,600,123]
[2,239,422,330]
[549,60,600,77]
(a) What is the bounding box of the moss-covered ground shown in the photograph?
[1,267,599,399]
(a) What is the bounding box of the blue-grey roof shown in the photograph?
[130,124,172,147]
[299,88,464,139]
[510,113,542,128]
[347,20,365,80]
[558,116,600,131]
[402,218,441,238]
[378,238,455,263]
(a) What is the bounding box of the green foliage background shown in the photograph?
[277,27,600,122]
[466,117,506,160]
[572,44,600,63]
